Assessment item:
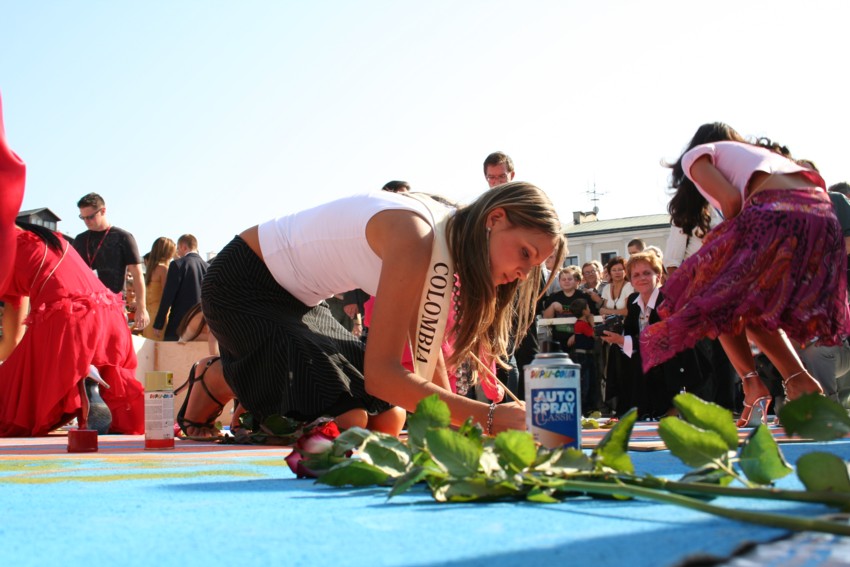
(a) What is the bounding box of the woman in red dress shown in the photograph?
[0,224,145,436]
[0,94,144,437]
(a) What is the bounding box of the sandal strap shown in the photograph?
[194,358,225,411]
[783,370,806,385]
[175,358,224,406]
[175,357,224,434]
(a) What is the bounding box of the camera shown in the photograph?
[593,314,624,337]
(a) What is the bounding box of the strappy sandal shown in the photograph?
[737,371,770,428]
[782,369,824,401]
[175,357,224,441]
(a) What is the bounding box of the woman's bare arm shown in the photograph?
[364,209,525,433]
[0,297,28,362]
[689,155,742,219]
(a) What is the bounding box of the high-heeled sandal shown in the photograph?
[68,367,112,452]
[85,376,112,435]
[737,371,770,428]
[74,365,112,434]
[782,370,824,401]
[175,357,224,441]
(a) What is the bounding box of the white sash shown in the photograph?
[405,194,455,381]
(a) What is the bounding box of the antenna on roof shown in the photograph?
[585,182,605,215]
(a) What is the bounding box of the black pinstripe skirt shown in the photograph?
[201,236,394,423]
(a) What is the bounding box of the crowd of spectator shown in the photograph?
[2,138,848,440]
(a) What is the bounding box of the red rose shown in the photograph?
[285,420,343,479]
[299,421,339,454]
[284,450,313,478]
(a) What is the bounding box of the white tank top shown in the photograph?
[258,192,435,306]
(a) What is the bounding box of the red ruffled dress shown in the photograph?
[0,230,145,436]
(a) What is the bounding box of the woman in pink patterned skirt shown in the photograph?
[641,123,849,427]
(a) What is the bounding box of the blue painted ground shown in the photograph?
[1,441,848,567]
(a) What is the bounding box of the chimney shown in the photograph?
[572,211,598,225]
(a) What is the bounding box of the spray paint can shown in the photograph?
[524,351,582,449]
[145,371,175,450]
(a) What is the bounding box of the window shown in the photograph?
[600,251,618,267]
[565,255,579,267]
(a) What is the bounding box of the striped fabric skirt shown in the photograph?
[201,237,394,424]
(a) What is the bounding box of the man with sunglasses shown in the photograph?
[73,192,148,331]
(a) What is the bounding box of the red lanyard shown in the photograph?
[86,226,111,267]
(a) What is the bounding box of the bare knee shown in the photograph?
[367,406,407,437]
[335,408,369,430]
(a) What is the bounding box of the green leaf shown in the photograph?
[359,435,411,476]
[479,447,503,477]
[411,451,437,468]
[407,395,452,452]
[389,466,432,499]
[494,430,537,471]
[238,411,256,430]
[797,452,850,496]
[674,392,738,450]
[738,425,792,485]
[592,408,637,474]
[261,414,302,436]
[658,417,730,468]
[536,447,594,475]
[435,477,521,502]
[526,486,560,503]
[779,394,850,441]
[425,428,483,478]
[299,451,350,477]
[332,427,372,456]
[544,477,631,501]
[317,461,390,487]
[456,417,484,442]
[679,464,734,487]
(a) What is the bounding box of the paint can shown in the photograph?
[145,371,175,450]
[524,351,582,449]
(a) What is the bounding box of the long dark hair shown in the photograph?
[16,221,65,252]
[665,122,745,236]
[754,137,792,158]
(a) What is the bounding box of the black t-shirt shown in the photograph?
[72,226,141,293]
[542,289,592,317]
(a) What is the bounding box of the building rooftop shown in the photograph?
[565,213,670,236]
[17,207,62,222]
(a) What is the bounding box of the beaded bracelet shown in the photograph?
[486,402,497,436]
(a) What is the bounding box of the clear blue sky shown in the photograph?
[3,1,849,256]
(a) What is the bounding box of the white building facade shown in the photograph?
[563,212,671,267]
